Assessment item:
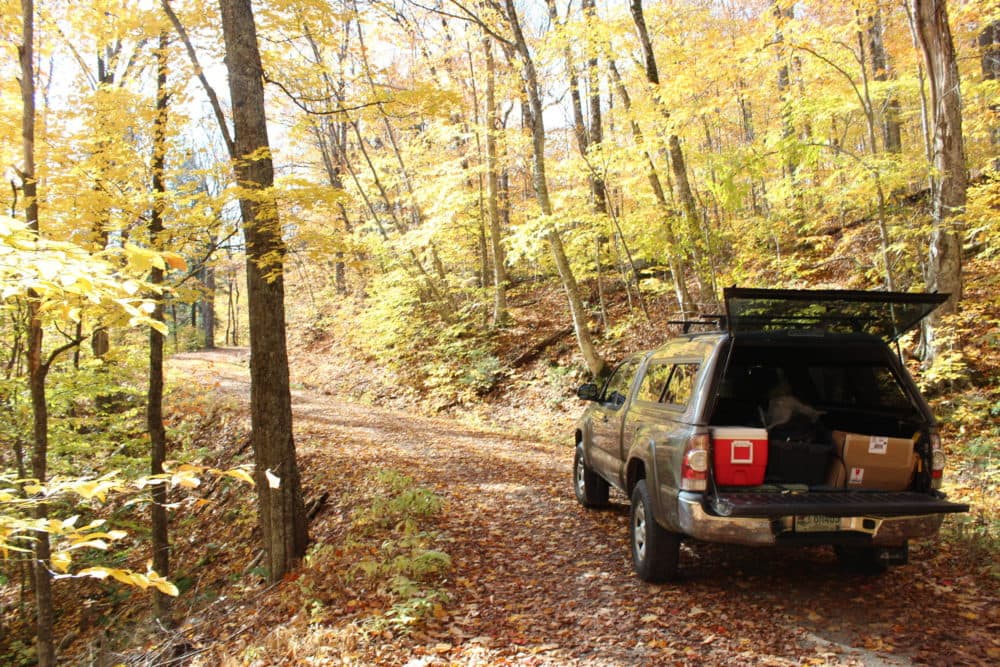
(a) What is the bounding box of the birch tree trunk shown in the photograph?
[909,0,967,359]
[484,36,509,327]
[218,0,308,581]
[504,0,605,379]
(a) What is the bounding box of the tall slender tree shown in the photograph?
[483,35,509,327]
[868,9,902,153]
[629,0,716,309]
[504,0,605,378]
[909,0,967,359]
[218,0,308,581]
[18,1,57,662]
[981,20,1000,169]
[149,30,171,624]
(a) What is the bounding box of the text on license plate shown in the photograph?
[795,515,840,532]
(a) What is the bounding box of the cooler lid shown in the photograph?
[723,287,949,342]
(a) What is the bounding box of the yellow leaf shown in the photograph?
[171,469,201,489]
[223,468,256,486]
[124,243,165,272]
[67,539,110,551]
[77,566,138,587]
[51,551,72,573]
[153,579,179,596]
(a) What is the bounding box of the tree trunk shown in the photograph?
[628,0,711,310]
[504,0,605,378]
[484,36,509,327]
[607,59,694,315]
[583,0,605,213]
[982,21,1000,169]
[294,19,352,295]
[20,1,55,662]
[909,0,967,359]
[149,32,171,624]
[549,0,608,216]
[629,0,704,312]
[202,256,216,349]
[772,1,797,176]
[219,0,308,582]
[868,10,902,153]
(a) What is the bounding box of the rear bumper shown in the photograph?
[676,492,949,546]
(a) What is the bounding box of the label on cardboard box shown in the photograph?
[869,436,888,455]
[849,467,864,485]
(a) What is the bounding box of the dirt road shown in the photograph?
[170,350,998,666]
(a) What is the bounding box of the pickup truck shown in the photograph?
[573,288,969,582]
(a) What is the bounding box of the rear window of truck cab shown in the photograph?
[636,361,701,408]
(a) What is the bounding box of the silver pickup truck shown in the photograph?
[573,288,969,581]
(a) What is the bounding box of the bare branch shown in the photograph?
[262,74,387,116]
[42,335,85,372]
[160,0,235,157]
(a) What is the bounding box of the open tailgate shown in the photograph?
[710,490,969,518]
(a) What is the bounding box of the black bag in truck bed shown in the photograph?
[709,490,969,518]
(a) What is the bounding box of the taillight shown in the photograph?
[681,433,710,491]
[929,431,945,489]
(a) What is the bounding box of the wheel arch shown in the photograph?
[626,457,646,498]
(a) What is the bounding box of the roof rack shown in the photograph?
[668,314,727,334]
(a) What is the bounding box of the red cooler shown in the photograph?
[711,427,768,486]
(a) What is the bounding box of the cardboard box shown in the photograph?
[712,427,768,486]
[830,431,916,491]
[826,456,847,487]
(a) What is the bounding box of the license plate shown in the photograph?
[796,515,840,532]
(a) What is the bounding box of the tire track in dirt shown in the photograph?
[170,350,999,666]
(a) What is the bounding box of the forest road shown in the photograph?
[171,349,998,667]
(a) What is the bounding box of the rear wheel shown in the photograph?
[574,444,609,508]
[630,479,680,582]
[834,544,897,574]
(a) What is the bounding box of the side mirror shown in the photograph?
[576,383,600,401]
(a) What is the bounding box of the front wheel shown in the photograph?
[629,479,680,582]
[574,444,609,508]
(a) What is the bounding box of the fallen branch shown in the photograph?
[511,327,573,368]
[306,491,329,521]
